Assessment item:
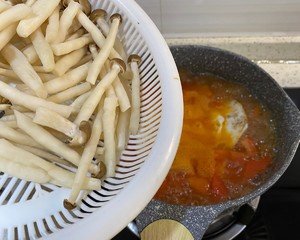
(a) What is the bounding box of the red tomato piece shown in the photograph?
[210,175,228,201]
[243,156,272,180]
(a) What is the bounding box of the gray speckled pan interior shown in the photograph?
[136,45,300,239]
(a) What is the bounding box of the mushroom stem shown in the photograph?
[17,0,61,38]
[0,81,72,118]
[47,82,91,104]
[87,13,122,85]
[0,67,18,80]
[67,104,103,206]
[15,110,80,166]
[22,44,39,64]
[113,76,131,112]
[44,61,90,95]
[76,9,123,61]
[0,156,50,183]
[66,28,86,41]
[0,122,41,148]
[33,107,79,138]
[33,107,92,146]
[51,170,101,192]
[1,43,47,99]
[74,58,126,125]
[0,3,32,32]
[88,43,109,79]
[0,1,11,14]
[103,95,118,178]
[53,46,87,76]
[17,144,74,168]
[128,54,142,135]
[70,90,91,113]
[15,110,99,175]
[30,27,55,72]
[56,0,81,43]
[0,22,17,52]
[116,108,130,150]
[51,33,93,56]
[25,0,36,7]
[45,6,60,44]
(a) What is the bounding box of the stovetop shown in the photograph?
[113,87,300,240]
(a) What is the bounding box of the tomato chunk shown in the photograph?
[189,176,210,195]
[210,175,228,201]
[243,156,272,180]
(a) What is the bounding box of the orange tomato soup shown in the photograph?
[155,70,277,205]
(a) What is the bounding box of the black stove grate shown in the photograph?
[234,212,270,240]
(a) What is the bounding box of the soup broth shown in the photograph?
[155,70,277,206]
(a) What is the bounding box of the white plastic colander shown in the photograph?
[0,0,183,239]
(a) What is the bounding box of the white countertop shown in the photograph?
[166,36,300,88]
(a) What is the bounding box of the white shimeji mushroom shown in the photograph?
[0,0,144,210]
[74,58,126,125]
[45,5,60,44]
[51,34,93,56]
[86,13,122,85]
[44,61,91,95]
[90,9,127,61]
[14,110,98,174]
[53,47,87,76]
[75,6,123,61]
[33,107,91,146]
[1,43,48,98]
[17,0,61,38]
[56,0,81,43]
[47,82,91,104]
[64,103,104,209]
[0,81,72,118]
[30,28,55,72]
[0,4,32,32]
[128,54,142,135]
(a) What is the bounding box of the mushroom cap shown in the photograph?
[62,0,70,8]
[68,120,91,146]
[62,0,91,15]
[63,199,77,210]
[9,0,23,5]
[89,9,107,23]
[110,58,126,73]
[0,96,11,105]
[110,13,123,25]
[92,161,107,179]
[78,0,91,15]
[79,120,91,142]
[128,54,142,65]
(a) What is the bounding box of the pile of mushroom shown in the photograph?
[0,0,142,209]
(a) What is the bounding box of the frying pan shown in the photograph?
[135,45,300,239]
